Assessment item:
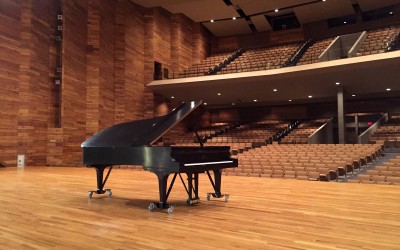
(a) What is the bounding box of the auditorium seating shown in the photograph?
[177,52,234,78]
[280,119,328,144]
[167,120,289,154]
[217,44,300,74]
[297,38,335,65]
[369,115,400,148]
[356,26,400,56]
[173,26,400,79]
[226,144,383,181]
[348,156,400,185]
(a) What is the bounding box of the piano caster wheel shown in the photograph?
[186,199,199,206]
[224,194,230,202]
[167,205,174,214]
[106,189,112,197]
[148,203,156,211]
[88,191,93,199]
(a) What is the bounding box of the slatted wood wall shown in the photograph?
[0,0,57,166]
[0,0,212,166]
[0,0,21,166]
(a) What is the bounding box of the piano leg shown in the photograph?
[213,169,222,198]
[186,173,200,205]
[206,169,230,202]
[154,172,171,209]
[88,165,113,199]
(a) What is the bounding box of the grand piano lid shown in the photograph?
[81,101,203,148]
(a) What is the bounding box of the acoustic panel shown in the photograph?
[294,0,355,24]
[250,15,272,32]
[203,18,252,37]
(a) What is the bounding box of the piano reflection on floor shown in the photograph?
[81,101,238,213]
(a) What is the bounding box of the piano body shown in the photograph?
[81,101,238,213]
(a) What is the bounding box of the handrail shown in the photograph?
[283,38,313,67]
[206,48,243,75]
[358,113,388,144]
[308,118,333,144]
[348,31,367,57]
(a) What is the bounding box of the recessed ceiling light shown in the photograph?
[217,93,221,96]
[308,95,313,98]
[232,17,236,20]
[275,9,279,12]
[386,88,391,91]
[335,82,340,85]
[232,102,235,106]
[352,94,356,97]
[204,102,207,105]
[171,96,174,99]
[273,89,277,92]
[389,11,394,15]
[344,21,347,24]
[289,99,292,102]
[254,99,257,102]
[322,0,326,2]
[210,19,214,23]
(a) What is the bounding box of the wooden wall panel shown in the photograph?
[171,14,193,73]
[86,0,100,137]
[0,0,212,166]
[212,28,305,53]
[192,24,211,65]
[114,0,145,124]
[122,2,145,121]
[62,0,88,165]
[0,0,21,166]
[98,0,115,130]
[0,0,57,166]
[26,0,57,165]
[144,8,172,118]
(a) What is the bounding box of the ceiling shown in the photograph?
[130,0,399,37]
[147,51,400,107]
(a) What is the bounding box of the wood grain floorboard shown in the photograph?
[0,167,399,249]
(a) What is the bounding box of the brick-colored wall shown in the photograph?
[0,0,211,166]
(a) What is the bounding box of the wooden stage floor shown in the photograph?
[0,167,399,249]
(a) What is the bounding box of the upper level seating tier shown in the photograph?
[356,26,400,56]
[297,38,335,65]
[218,44,300,74]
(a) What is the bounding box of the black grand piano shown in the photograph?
[81,101,237,213]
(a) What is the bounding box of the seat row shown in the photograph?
[233,144,382,181]
[348,156,400,185]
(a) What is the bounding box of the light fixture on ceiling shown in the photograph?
[217,93,221,96]
[273,89,277,92]
[210,19,214,23]
[171,96,175,99]
[274,9,279,13]
[389,11,394,15]
[352,94,356,97]
[344,21,347,24]
[289,99,292,102]
[386,88,391,91]
[204,102,207,105]
[232,17,236,20]
[232,102,235,106]
[335,82,340,85]
[254,99,258,102]
[308,95,313,98]
[322,0,326,2]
